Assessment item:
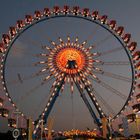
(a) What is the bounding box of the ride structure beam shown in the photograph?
[33,74,66,135]
[69,60,102,128]
[73,76,102,128]
[79,74,112,138]
[77,72,106,119]
[81,77,105,118]
[43,75,65,123]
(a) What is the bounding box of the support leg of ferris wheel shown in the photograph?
[69,60,102,129]
[79,74,113,138]
[70,60,111,137]
[27,118,33,140]
[33,60,109,138]
[136,113,140,134]
[79,76,106,118]
[33,74,66,138]
[73,76,102,129]
[47,117,54,140]
[42,75,66,123]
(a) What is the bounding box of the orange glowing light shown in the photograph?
[56,48,85,74]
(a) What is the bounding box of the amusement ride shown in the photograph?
[0,6,140,139]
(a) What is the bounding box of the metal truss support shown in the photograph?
[33,74,66,136]
[73,77,102,128]
[43,75,65,123]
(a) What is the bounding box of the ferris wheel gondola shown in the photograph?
[132,103,140,113]
[118,123,124,132]
[136,93,140,102]
[0,97,4,107]
[8,118,16,128]
[126,113,136,123]
[0,108,9,118]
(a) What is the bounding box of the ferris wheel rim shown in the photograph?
[0,7,137,125]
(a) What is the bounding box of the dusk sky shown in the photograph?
[0,0,140,134]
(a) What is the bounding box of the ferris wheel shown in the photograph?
[0,6,140,136]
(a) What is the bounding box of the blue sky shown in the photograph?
[0,0,140,134]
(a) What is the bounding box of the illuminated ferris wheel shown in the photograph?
[0,6,140,136]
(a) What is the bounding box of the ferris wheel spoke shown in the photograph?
[86,25,99,41]
[94,69,131,83]
[11,46,38,57]
[95,46,123,58]
[94,78,127,100]
[34,60,48,66]
[86,72,127,100]
[42,74,54,84]
[16,83,45,105]
[92,88,116,116]
[94,34,113,48]
[31,87,52,119]
[21,34,42,48]
[34,25,63,49]
[20,33,52,52]
[21,33,54,53]
[94,61,130,66]
[35,53,49,58]
[7,63,43,68]
[16,74,54,105]
[36,67,50,75]
[7,70,49,85]
[33,24,53,43]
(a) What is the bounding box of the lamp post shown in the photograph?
[13,109,21,140]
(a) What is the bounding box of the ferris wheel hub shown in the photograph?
[56,47,85,74]
[47,37,95,75]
